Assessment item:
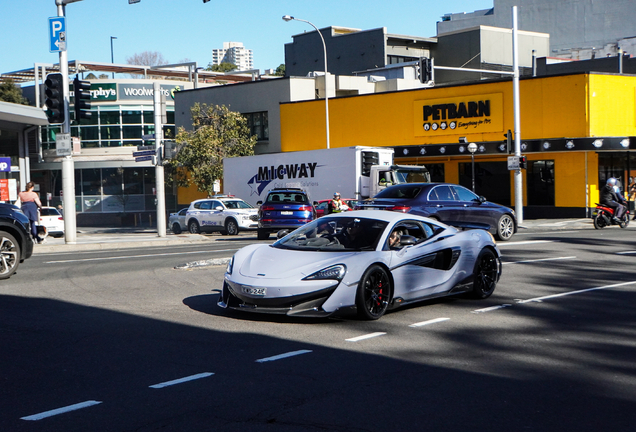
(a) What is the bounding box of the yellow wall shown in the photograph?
[588,74,636,137]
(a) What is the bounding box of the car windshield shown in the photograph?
[374,184,423,199]
[273,216,388,252]
[224,200,253,209]
[40,208,60,216]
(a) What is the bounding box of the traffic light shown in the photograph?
[504,130,513,154]
[73,76,92,123]
[44,73,65,124]
[519,155,527,169]
[418,57,432,83]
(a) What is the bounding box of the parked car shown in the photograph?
[355,183,516,241]
[219,210,502,320]
[315,198,359,217]
[257,188,316,240]
[0,203,34,279]
[169,208,188,234]
[39,206,64,238]
[186,195,258,235]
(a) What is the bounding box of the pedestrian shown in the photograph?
[330,192,344,213]
[18,182,43,243]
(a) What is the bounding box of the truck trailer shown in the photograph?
[222,146,429,206]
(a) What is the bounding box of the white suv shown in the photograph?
[185,195,258,235]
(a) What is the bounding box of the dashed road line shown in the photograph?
[345,332,386,342]
[497,240,553,247]
[472,304,512,313]
[517,280,636,304]
[255,350,313,363]
[409,317,450,327]
[617,251,636,255]
[21,400,102,421]
[44,249,238,264]
[502,256,576,265]
[149,372,215,389]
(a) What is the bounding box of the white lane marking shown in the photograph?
[472,304,512,313]
[345,332,386,342]
[255,350,313,363]
[44,249,237,264]
[409,317,450,328]
[149,372,214,389]
[517,280,636,304]
[515,230,579,236]
[617,251,636,255]
[502,256,576,265]
[21,400,102,421]
[497,240,553,246]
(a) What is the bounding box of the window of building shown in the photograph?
[245,112,269,141]
[527,160,555,206]
[387,55,418,65]
[458,161,511,206]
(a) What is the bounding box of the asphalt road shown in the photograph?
[1,226,635,431]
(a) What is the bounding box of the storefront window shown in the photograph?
[459,161,510,206]
[122,109,142,124]
[81,169,102,195]
[527,160,555,206]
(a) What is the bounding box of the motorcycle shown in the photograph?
[593,203,630,229]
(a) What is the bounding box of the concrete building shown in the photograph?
[212,42,254,70]
[437,0,636,60]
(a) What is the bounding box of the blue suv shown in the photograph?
[257,188,316,240]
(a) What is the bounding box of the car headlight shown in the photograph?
[303,264,346,281]
[226,255,234,275]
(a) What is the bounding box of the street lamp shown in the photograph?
[110,36,117,78]
[468,142,478,192]
[283,15,330,149]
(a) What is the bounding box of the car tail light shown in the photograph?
[298,206,312,212]
[388,205,411,213]
[261,219,273,223]
[261,205,276,211]
[58,217,64,220]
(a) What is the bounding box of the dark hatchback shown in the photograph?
[0,203,34,279]
[257,188,317,240]
[355,183,516,241]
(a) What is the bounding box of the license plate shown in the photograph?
[281,211,293,215]
[242,286,267,296]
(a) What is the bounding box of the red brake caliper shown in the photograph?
[377,281,383,305]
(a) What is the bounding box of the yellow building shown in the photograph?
[280,72,636,218]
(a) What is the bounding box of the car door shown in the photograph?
[425,185,462,222]
[195,200,213,228]
[450,185,491,226]
[206,200,225,229]
[388,221,458,301]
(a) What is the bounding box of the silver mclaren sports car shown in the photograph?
[219,210,502,320]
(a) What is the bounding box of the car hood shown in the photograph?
[237,244,353,280]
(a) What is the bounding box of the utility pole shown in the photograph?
[153,82,166,237]
[512,5,524,224]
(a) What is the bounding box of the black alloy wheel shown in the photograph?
[471,248,499,299]
[225,219,239,236]
[593,213,607,229]
[0,232,20,280]
[171,223,182,235]
[356,264,392,320]
[188,220,200,234]
[496,214,515,241]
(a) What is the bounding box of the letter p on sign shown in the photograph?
[0,157,11,172]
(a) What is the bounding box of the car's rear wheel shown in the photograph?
[188,220,200,234]
[257,229,269,240]
[171,223,182,235]
[471,248,499,299]
[496,214,515,241]
[356,264,392,320]
[0,231,20,280]
[225,219,239,236]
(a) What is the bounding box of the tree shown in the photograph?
[165,104,256,196]
[206,62,238,73]
[126,51,169,78]
[273,64,286,76]
[0,79,28,105]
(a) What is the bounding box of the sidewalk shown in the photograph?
[31,218,599,254]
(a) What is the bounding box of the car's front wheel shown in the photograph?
[496,214,515,241]
[225,219,239,236]
[471,248,499,299]
[188,220,200,234]
[171,223,182,235]
[356,264,392,320]
[0,231,20,280]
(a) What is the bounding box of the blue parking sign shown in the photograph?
[49,16,66,53]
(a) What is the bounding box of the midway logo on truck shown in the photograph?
[247,162,319,196]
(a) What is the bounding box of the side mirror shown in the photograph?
[313,201,319,207]
[215,206,223,211]
[257,201,262,206]
[479,196,487,203]
[276,229,290,239]
[399,235,416,246]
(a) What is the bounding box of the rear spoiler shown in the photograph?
[442,221,491,231]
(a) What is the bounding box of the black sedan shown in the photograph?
[0,203,34,279]
[355,183,516,241]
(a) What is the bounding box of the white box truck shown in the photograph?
[222,146,429,206]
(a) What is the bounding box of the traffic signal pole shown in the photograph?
[153,82,166,237]
[57,0,77,243]
[512,6,524,224]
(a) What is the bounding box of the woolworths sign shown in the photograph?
[88,83,182,102]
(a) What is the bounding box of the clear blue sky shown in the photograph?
[2,0,493,80]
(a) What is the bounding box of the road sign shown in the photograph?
[507,156,520,170]
[136,145,155,151]
[56,133,72,156]
[142,134,155,140]
[0,157,11,172]
[135,155,153,162]
[48,16,66,53]
[133,150,156,157]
